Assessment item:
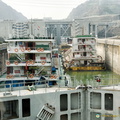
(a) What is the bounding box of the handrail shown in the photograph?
[8,47,51,51]
[72,56,97,59]
[1,74,59,80]
[8,37,54,40]
[6,60,51,64]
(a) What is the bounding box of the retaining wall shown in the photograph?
[96,38,120,75]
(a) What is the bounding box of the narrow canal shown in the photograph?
[66,70,120,87]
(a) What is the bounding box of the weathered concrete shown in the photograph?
[96,38,120,75]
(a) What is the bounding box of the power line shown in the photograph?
[2,0,83,7]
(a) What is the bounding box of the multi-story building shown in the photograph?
[11,20,72,45]
[0,20,14,39]
[0,43,7,76]
[12,22,29,38]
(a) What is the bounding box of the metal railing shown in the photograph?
[8,47,52,52]
[72,56,97,60]
[6,60,51,65]
[3,74,59,81]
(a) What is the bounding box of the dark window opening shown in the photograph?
[60,114,68,120]
[60,94,68,111]
[83,52,86,56]
[105,93,113,110]
[28,42,35,50]
[22,98,30,117]
[7,67,13,74]
[82,39,85,43]
[0,100,19,120]
[84,61,87,65]
[26,53,35,60]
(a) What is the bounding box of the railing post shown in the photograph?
[19,83,20,96]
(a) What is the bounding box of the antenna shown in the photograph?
[30,18,35,37]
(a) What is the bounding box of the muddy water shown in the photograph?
[66,70,120,87]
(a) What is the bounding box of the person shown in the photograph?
[65,77,68,86]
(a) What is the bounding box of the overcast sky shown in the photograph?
[2,0,87,19]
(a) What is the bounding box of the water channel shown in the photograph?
[66,70,120,87]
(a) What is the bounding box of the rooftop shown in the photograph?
[6,37,55,42]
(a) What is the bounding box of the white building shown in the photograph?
[12,22,29,38]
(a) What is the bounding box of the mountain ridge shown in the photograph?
[0,0,27,21]
[67,0,120,20]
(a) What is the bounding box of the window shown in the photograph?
[40,57,46,60]
[90,92,101,109]
[60,94,68,111]
[60,114,68,120]
[71,112,81,120]
[22,98,30,117]
[14,70,20,73]
[0,100,19,119]
[105,94,113,110]
[71,92,81,110]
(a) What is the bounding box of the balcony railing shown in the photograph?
[4,74,59,80]
[6,60,51,66]
[73,49,96,52]
[72,56,98,60]
[8,36,54,40]
[8,47,52,53]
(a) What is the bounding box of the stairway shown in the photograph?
[37,67,45,75]
[36,103,55,120]
[15,54,23,61]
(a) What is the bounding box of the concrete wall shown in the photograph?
[0,43,7,76]
[96,38,120,75]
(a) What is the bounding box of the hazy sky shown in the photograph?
[2,0,87,19]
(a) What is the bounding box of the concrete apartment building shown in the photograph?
[12,22,29,38]
[0,20,14,39]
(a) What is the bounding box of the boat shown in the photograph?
[62,35,106,71]
[5,36,64,87]
[0,35,119,120]
[0,35,69,120]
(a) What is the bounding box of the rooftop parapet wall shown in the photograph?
[96,38,120,74]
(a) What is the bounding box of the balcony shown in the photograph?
[6,60,52,67]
